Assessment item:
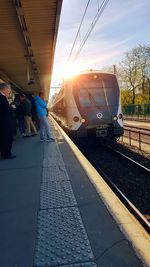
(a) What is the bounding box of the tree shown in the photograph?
[121,90,133,106]
[119,45,150,104]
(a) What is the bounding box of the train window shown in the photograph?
[103,79,114,87]
[78,89,91,107]
[74,75,119,108]
[78,88,106,107]
[89,88,106,106]
[105,87,116,104]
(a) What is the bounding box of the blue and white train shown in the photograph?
[51,70,123,139]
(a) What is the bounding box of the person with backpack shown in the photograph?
[20,94,37,137]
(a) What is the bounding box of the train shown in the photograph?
[50,70,123,139]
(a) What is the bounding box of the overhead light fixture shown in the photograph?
[27,58,35,85]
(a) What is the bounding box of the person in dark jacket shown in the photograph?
[27,93,40,130]
[16,98,25,136]
[20,94,37,137]
[0,82,16,159]
[10,100,17,137]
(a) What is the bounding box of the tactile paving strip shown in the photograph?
[42,165,69,182]
[40,180,77,209]
[55,263,97,267]
[43,143,64,167]
[43,156,64,167]
[44,141,62,157]
[34,207,94,266]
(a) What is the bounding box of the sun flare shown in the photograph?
[62,62,84,78]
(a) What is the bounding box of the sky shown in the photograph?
[50,0,150,98]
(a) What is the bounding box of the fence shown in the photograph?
[122,104,150,118]
[121,128,150,151]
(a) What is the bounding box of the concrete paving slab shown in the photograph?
[78,202,143,267]
[55,263,97,267]
[42,166,69,182]
[96,239,142,267]
[40,180,77,209]
[0,167,41,212]
[34,207,94,266]
[0,134,44,267]
[0,207,37,267]
[36,262,97,267]
[0,135,43,170]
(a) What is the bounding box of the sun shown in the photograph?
[62,62,84,78]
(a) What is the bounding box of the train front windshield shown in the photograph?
[73,74,119,107]
[78,88,104,107]
[73,73,120,124]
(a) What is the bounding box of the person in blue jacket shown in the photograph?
[34,92,54,142]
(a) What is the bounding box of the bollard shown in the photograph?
[129,130,131,146]
[139,131,141,150]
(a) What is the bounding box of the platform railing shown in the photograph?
[121,128,150,151]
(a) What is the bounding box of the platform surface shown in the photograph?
[0,120,144,267]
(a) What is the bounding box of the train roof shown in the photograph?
[63,70,117,82]
[76,70,116,75]
[63,70,116,84]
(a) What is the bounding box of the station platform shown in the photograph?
[0,118,149,267]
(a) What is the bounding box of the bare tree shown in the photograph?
[119,50,140,104]
[119,45,150,104]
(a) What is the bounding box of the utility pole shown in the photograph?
[113,64,117,75]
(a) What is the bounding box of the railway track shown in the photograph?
[105,146,150,227]
[124,117,150,123]
[74,137,150,233]
[124,124,150,132]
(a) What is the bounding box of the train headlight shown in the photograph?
[73,116,79,122]
[118,113,123,119]
[80,118,85,123]
[113,115,118,121]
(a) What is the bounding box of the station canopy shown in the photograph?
[0,0,63,99]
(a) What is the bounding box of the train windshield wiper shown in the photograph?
[87,89,100,108]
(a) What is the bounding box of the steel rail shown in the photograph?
[97,145,150,233]
[124,125,150,132]
[88,139,150,233]
[114,149,150,172]
[124,117,150,122]
[99,168,150,234]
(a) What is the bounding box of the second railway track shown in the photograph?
[74,137,150,228]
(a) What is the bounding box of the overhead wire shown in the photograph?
[67,0,91,62]
[73,0,110,61]
[70,0,110,62]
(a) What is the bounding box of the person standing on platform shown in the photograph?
[16,97,25,136]
[34,92,55,142]
[26,94,37,125]
[0,82,16,159]
[20,94,37,137]
[10,100,17,137]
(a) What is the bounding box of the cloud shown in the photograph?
[87,49,125,67]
